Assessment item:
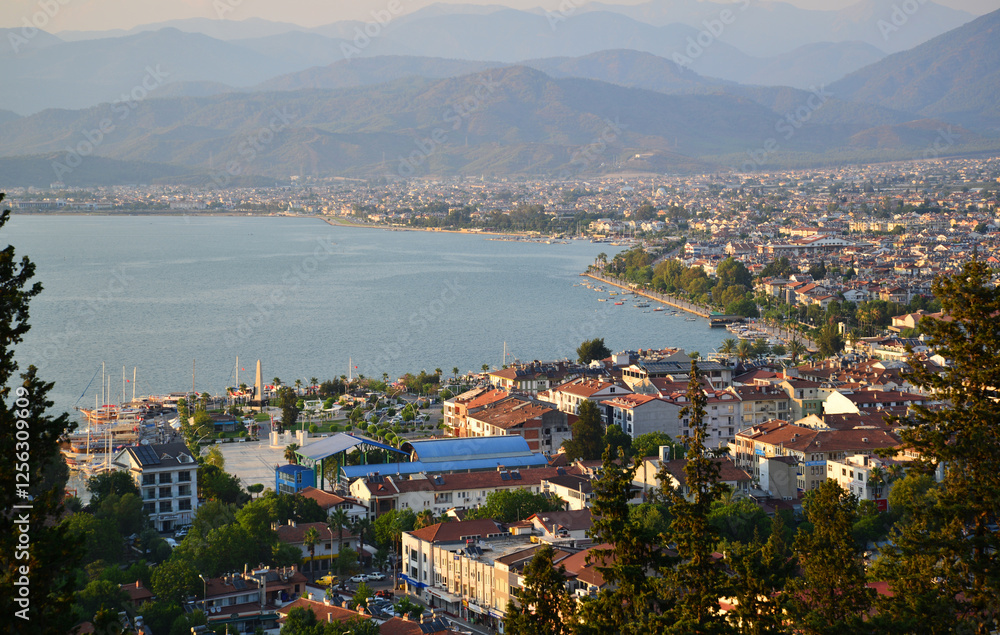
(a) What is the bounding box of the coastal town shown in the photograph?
[7,155,1000,635]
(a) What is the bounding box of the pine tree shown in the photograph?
[659,361,734,634]
[563,399,604,461]
[727,514,796,635]
[579,445,667,635]
[503,545,575,635]
[0,198,80,633]
[785,480,873,635]
[879,260,1000,633]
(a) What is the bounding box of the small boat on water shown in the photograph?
[614,301,624,305]
[635,303,650,308]
[598,298,607,302]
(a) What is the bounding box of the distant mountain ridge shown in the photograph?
[1,65,994,186]
[831,7,1000,131]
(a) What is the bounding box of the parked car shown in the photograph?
[368,572,386,581]
[374,590,394,599]
[317,574,339,587]
[349,574,370,583]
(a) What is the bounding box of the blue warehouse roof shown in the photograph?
[339,452,549,480]
[406,436,535,462]
[296,433,405,462]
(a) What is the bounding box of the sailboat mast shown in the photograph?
[132,367,136,402]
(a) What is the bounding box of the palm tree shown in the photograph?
[415,510,436,530]
[329,508,351,573]
[351,516,373,567]
[868,466,886,500]
[452,367,459,382]
[788,339,806,365]
[273,377,281,388]
[284,443,299,464]
[434,368,442,380]
[303,526,321,580]
[310,377,319,395]
[382,372,389,386]
[481,364,489,373]
[736,338,753,364]
[295,379,303,395]
[719,338,738,359]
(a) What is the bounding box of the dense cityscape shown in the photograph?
[3,0,1000,634]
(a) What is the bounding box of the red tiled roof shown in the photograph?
[408,519,504,543]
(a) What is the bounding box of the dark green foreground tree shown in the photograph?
[0,196,80,633]
[877,260,1000,633]
[504,545,576,635]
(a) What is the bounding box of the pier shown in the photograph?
[582,272,818,350]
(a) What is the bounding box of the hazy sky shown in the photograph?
[1,0,995,32]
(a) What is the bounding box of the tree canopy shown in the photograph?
[576,338,612,364]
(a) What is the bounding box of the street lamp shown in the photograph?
[199,574,208,615]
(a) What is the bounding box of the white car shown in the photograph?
[368,572,386,581]
[349,574,370,583]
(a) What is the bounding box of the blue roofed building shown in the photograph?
[275,464,315,494]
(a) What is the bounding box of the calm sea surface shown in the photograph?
[3,215,728,420]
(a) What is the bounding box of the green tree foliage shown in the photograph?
[726,514,796,635]
[576,338,612,364]
[876,261,1000,633]
[785,480,873,634]
[73,579,130,624]
[86,470,140,503]
[659,362,732,633]
[0,198,79,631]
[816,322,844,357]
[633,431,684,460]
[137,601,183,635]
[394,596,423,620]
[64,512,124,565]
[150,559,201,606]
[562,399,604,461]
[464,488,564,523]
[759,257,794,279]
[503,545,576,635]
[604,423,633,462]
[198,463,249,504]
[373,508,416,550]
[92,492,147,537]
[581,446,664,635]
[716,257,753,289]
[707,498,770,545]
[280,386,300,432]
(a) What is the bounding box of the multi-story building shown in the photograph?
[825,454,905,511]
[602,394,681,442]
[778,379,827,420]
[732,419,901,494]
[442,388,510,438]
[350,466,577,517]
[276,521,359,576]
[400,519,522,625]
[112,442,198,532]
[548,378,631,415]
[728,385,792,427]
[486,361,579,395]
[621,359,733,391]
[465,398,570,454]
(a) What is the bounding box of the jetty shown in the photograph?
[581,272,819,350]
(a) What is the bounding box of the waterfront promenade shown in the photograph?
[583,272,819,350]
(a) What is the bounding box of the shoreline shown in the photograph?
[583,272,819,349]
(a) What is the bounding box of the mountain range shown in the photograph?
[0,3,996,186]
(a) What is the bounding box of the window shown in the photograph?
[178,471,191,482]
[159,487,172,498]
[178,499,192,511]
[142,474,155,486]
[178,484,191,497]
[159,501,172,513]
[159,473,172,484]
